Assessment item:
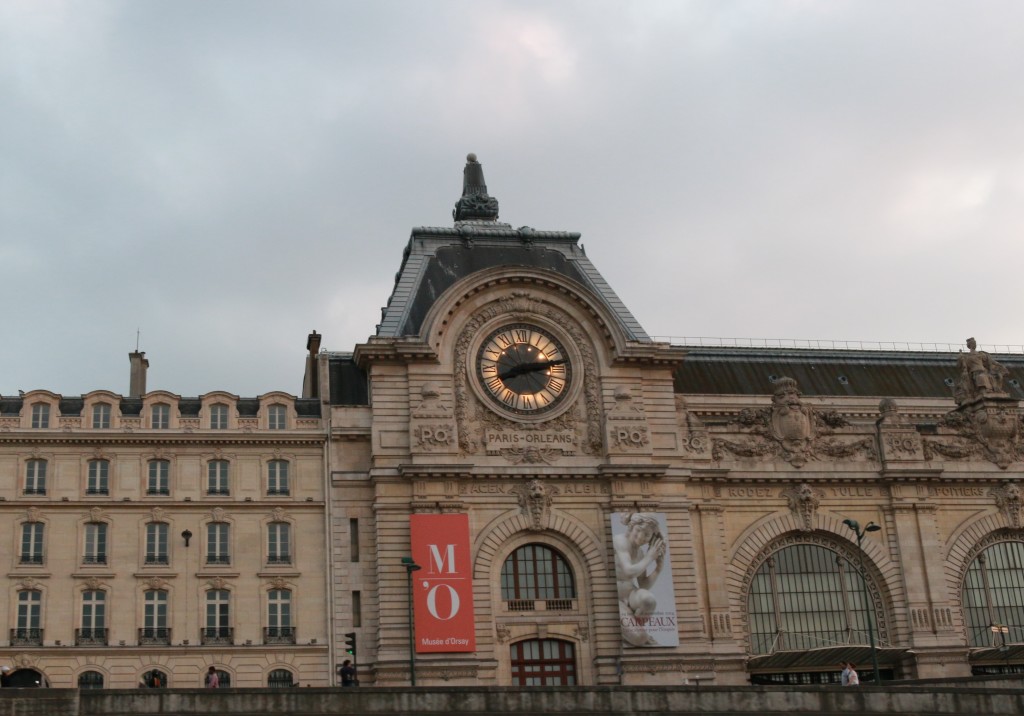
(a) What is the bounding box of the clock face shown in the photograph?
[476,323,573,415]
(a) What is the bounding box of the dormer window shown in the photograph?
[92,403,111,429]
[31,403,50,429]
[151,404,170,430]
[210,403,229,430]
[268,404,287,430]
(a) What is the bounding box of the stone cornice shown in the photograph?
[0,433,325,448]
[352,339,438,366]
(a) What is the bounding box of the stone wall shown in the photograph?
[2,683,1023,716]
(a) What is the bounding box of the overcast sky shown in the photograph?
[4,0,1024,398]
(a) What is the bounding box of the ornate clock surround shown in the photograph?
[453,290,602,458]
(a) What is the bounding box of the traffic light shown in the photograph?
[344,632,357,661]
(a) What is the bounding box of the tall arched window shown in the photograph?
[24,459,47,495]
[501,544,576,606]
[266,589,294,643]
[747,542,885,654]
[267,460,290,496]
[963,540,1024,647]
[147,459,170,496]
[78,590,107,645]
[510,638,577,685]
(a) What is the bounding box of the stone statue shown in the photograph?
[954,337,1009,405]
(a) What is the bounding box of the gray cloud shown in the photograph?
[3,0,1024,397]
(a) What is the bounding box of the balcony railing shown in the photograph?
[207,488,230,496]
[85,488,109,496]
[75,627,108,646]
[266,555,292,565]
[19,555,44,565]
[138,627,171,645]
[82,555,108,565]
[266,488,291,496]
[23,487,46,496]
[10,628,43,646]
[144,555,169,565]
[504,598,578,612]
[206,555,231,565]
[201,627,233,645]
[263,626,296,644]
[146,488,171,496]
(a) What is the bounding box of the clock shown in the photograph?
[476,323,574,416]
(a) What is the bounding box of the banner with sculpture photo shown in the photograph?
[610,512,679,647]
[409,513,476,652]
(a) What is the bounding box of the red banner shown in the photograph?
[409,513,476,653]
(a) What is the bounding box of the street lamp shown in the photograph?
[401,557,422,686]
[842,518,882,685]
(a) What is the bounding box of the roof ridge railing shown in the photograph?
[651,337,1024,353]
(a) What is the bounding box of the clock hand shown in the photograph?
[498,359,566,381]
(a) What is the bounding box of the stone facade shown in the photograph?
[0,388,328,688]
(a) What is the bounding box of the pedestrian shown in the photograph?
[846,662,859,686]
[339,659,357,687]
[0,666,10,688]
[839,662,850,686]
[205,666,220,688]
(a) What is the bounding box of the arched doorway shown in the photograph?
[510,638,577,685]
[6,668,46,687]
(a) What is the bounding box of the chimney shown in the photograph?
[129,351,149,397]
[302,331,321,399]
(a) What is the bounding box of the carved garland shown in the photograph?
[453,292,602,456]
[740,533,890,645]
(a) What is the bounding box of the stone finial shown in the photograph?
[954,337,1009,405]
[453,153,499,222]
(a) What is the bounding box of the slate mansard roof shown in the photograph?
[673,346,1024,400]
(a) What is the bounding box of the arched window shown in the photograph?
[83,522,108,564]
[78,670,104,689]
[267,668,294,687]
[150,403,170,430]
[207,522,230,564]
[510,638,577,685]
[963,540,1024,647]
[747,543,887,655]
[142,668,167,688]
[500,544,576,605]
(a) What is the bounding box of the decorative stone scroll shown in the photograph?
[713,377,876,468]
